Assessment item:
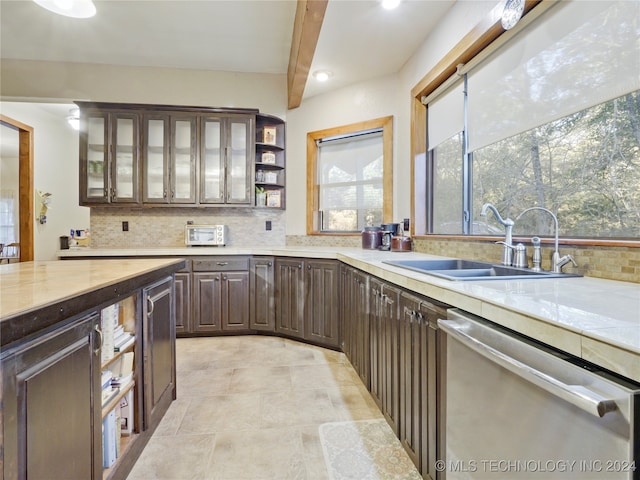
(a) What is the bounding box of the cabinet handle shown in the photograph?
[223,276,227,281]
[215,276,220,281]
[147,297,155,315]
[298,264,302,269]
[217,262,228,266]
[268,262,272,267]
[307,265,311,270]
[404,306,416,319]
[163,189,168,199]
[94,324,103,356]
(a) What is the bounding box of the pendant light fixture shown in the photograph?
[33,0,96,18]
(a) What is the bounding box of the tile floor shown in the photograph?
[126,335,395,480]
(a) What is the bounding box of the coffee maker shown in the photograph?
[379,223,400,250]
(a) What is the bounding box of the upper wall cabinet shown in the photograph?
[142,114,197,204]
[79,109,141,205]
[76,102,282,209]
[200,115,253,205]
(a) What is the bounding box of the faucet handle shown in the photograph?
[494,241,514,266]
[553,253,578,273]
[563,254,577,267]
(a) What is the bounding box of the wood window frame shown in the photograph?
[306,116,393,235]
[0,114,34,261]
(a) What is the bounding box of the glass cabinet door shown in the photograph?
[111,114,139,203]
[171,117,196,203]
[200,117,224,203]
[143,117,169,203]
[83,114,108,202]
[225,117,252,204]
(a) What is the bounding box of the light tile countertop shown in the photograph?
[0,258,186,346]
[53,247,640,382]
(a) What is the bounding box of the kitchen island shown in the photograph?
[58,246,640,384]
[1,258,186,480]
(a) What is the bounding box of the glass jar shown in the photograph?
[361,226,383,250]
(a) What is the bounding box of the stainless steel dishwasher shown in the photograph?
[437,309,639,480]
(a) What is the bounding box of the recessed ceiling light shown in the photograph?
[381,0,401,10]
[313,70,333,82]
[33,0,96,18]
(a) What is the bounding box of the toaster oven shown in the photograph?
[185,224,227,246]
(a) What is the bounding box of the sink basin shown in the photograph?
[382,259,582,281]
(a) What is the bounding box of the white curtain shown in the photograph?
[467,0,640,151]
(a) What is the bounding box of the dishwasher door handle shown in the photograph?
[438,319,618,418]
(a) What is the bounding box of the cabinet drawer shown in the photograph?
[192,257,249,272]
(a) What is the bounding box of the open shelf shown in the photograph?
[255,113,285,210]
[102,380,135,419]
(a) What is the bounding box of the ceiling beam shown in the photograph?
[287,0,328,110]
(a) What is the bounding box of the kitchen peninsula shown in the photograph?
[1,258,185,480]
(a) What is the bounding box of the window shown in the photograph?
[425,0,640,240]
[0,190,17,244]
[307,116,393,234]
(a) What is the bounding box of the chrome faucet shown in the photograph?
[480,203,515,266]
[516,207,577,273]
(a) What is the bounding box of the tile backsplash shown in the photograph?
[87,214,638,283]
[90,208,285,248]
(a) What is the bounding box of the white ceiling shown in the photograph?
[0,0,454,154]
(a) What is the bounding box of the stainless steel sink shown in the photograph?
[382,259,582,281]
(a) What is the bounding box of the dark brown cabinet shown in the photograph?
[250,256,275,331]
[78,102,287,209]
[397,291,447,479]
[369,277,401,434]
[201,114,254,205]
[305,259,340,348]
[274,258,340,348]
[382,282,402,434]
[341,266,370,388]
[174,268,192,335]
[192,257,250,333]
[1,313,101,479]
[142,114,197,204]
[419,298,447,480]
[398,292,425,470]
[274,258,305,338]
[143,277,177,429]
[79,106,141,205]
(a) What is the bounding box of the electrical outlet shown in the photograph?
[266,221,272,231]
[122,221,129,232]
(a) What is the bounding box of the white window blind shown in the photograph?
[318,131,383,231]
[427,78,464,149]
[468,0,640,152]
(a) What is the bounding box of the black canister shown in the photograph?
[59,236,70,249]
[361,226,382,249]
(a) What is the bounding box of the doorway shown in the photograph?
[0,115,34,262]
